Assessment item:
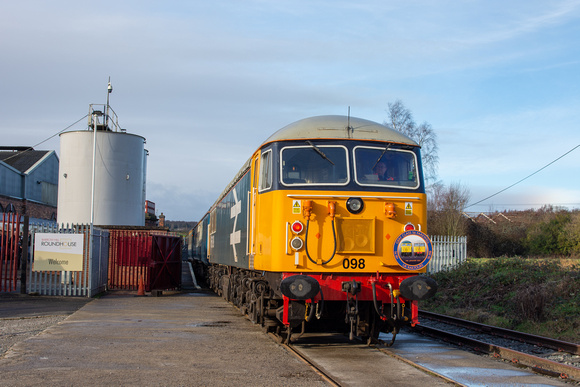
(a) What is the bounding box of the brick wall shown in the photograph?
[0,195,56,220]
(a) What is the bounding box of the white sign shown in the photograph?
[34,233,85,272]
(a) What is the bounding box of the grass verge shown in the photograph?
[421,257,580,343]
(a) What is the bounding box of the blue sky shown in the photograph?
[2,1,580,221]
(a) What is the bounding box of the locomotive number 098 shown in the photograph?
[342,258,366,269]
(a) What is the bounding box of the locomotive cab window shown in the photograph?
[353,146,420,189]
[259,149,273,191]
[280,144,349,186]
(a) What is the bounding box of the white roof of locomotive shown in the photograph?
[261,115,419,147]
[210,115,419,211]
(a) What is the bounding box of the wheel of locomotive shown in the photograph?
[237,272,248,307]
[229,272,238,305]
[247,292,258,323]
[206,266,212,289]
[211,267,220,293]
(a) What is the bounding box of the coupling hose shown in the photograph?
[304,219,337,265]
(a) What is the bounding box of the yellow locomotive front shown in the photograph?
[245,116,437,344]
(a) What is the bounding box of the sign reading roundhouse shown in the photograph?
[34,233,85,271]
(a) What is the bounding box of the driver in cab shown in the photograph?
[373,161,395,181]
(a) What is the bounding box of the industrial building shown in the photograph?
[0,146,58,221]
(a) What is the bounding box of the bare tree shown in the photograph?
[385,100,415,135]
[384,100,439,183]
[427,180,445,211]
[428,182,471,236]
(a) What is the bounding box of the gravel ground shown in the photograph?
[0,294,90,358]
[0,315,69,356]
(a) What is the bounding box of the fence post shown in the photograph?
[20,216,29,294]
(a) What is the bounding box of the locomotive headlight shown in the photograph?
[346,197,364,214]
[290,236,304,251]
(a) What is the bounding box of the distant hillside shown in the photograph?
[165,220,197,233]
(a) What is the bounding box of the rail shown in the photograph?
[419,310,579,355]
[273,334,342,386]
[415,310,580,382]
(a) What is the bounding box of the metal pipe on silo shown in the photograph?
[89,109,101,281]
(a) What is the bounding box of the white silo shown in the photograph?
[57,106,148,226]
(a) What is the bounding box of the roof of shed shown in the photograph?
[0,148,51,173]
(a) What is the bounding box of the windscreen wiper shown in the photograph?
[306,140,335,165]
[373,144,391,169]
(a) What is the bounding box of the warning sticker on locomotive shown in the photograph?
[393,230,432,271]
[405,202,413,216]
[292,200,301,214]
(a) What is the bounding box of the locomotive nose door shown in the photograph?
[248,153,260,268]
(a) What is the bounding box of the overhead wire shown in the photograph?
[465,143,580,209]
[1,114,88,163]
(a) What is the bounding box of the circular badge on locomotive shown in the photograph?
[393,230,433,270]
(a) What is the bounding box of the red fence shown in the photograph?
[0,213,21,292]
[108,230,181,291]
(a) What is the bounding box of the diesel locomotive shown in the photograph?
[188,115,437,344]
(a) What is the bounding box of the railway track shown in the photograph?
[274,334,342,387]
[415,310,580,382]
[271,332,457,387]
[262,323,576,386]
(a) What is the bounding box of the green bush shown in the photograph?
[458,207,580,258]
[524,210,571,255]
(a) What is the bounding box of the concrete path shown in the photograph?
[0,291,328,386]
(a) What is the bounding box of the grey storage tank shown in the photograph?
[57,105,148,226]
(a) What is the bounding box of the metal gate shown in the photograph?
[108,230,181,291]
[108,230,152,290]
[150,235,182,290]
[0,213,21,292]
[28,224,109,297]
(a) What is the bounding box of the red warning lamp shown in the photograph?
[292,220,304,234]
[404,223,415,231]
